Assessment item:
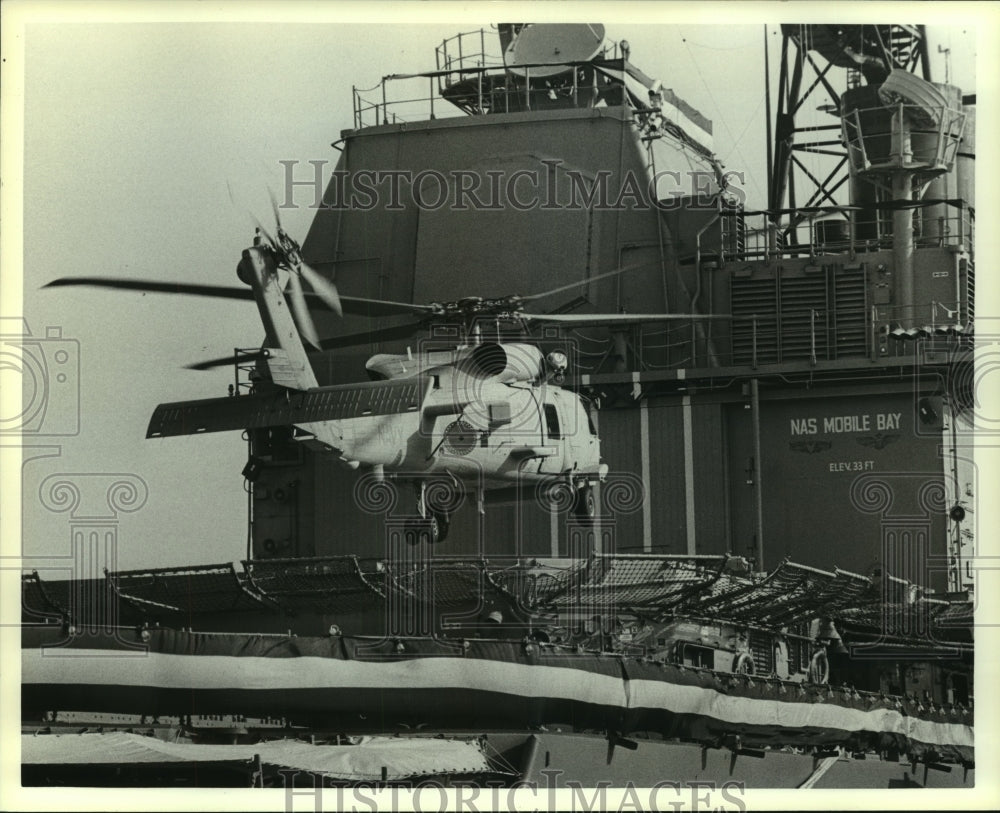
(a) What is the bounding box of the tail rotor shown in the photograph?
[255,187,342,348]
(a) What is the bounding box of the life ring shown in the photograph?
[808,649,830,684]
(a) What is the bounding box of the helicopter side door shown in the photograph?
[537,388,571,475]
[569,396,601,474]
[485,384,548,480]
[424,382,548,484]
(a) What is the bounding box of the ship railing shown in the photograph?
[353,67,513,127]
[841,102,966,178]
[569,311,832,372]
[353,28,502,125]
[353,76,465,128]
[721,204,973,264]
[233,347,260,396]
[572,302,972,375]
[352,58,633,128]
[434,28,504,78]
[722,312,861,370]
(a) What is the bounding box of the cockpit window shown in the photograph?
[544,404,562,440]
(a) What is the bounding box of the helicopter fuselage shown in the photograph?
[146,246,606,508]
[325,371,602,487]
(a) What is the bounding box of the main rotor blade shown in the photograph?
[520,262,653,304]
[43,277,256,301]
[338,296,437,318]
[522,312,733,327]
[186,320,430,370]
[187,352,265,371]
[316,319,430,350]
[299,262,343,317]
[227,181,275,248]
[267,186,285,233]
[286,272,320,349]
[44,275,435,318]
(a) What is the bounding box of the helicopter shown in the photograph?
[46,205,730,543]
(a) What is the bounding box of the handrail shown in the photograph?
[841,103,966,173]
[353,55,637,129]
[722,203,972,263]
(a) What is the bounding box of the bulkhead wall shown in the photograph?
[250,375,947,588]
[298,106,720,383]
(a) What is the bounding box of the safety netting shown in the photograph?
[21,553,973,649]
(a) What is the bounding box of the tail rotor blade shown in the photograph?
[300,262,343,317]
[287,272,320,349]
[267,186,284,233]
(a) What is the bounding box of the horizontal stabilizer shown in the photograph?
[147,378,430,438]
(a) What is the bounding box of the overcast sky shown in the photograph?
[2,3,989,573]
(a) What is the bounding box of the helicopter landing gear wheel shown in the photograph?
[408,499,449,545]
[422,513,441,545]
[431,511,450,543]
[573,483,597,524]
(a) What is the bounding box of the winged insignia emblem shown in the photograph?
[857,433,900,450]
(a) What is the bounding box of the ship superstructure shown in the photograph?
[241,24,974,590]
[22,23,976,790]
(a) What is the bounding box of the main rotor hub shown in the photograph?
[433,295,527,320]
